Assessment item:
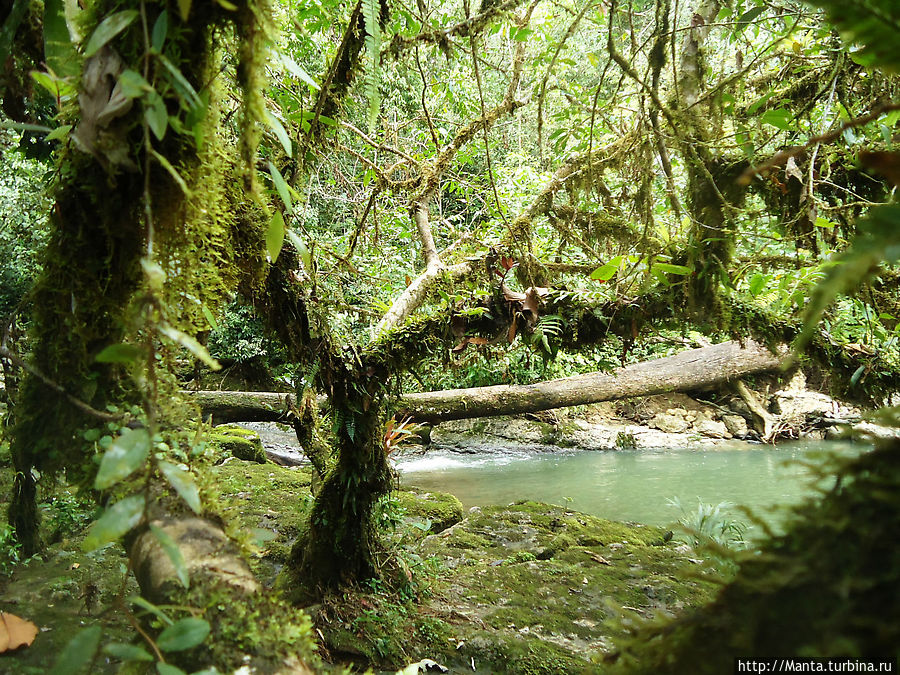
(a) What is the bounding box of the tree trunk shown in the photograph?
[190,339,787,425]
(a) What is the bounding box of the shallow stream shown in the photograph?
[397,443,854,531]
[242,422,856,532]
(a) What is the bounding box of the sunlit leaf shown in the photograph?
[83,10,138,58]
[267,210,286,263]
[267,161,294,213]
[158,460,202,514]
[82,495,145,551]
[96,343,144,364]
[286,229,312,269]
[95,427,150,490]
[49,626,101,675]
[157,618,210,652]
[278,52,320,90]
[201,305,218,331]
[264,110,292,157]
[150,523,189,588]
[43,0,78,78]
[157,323,221,370]
[590,255,623,281]
[45,124,72,142]
[651,262,692,276]
[177,0,192,22]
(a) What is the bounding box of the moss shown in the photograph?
[394,488,463,534]
[209,425,267,463]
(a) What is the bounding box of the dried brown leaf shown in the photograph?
[0,612,39,652]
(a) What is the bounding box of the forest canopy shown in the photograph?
[1,0,900,670]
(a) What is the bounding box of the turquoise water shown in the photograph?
[398,444,854,528]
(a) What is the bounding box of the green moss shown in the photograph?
[394,488,463,533]
[209,425,267,463]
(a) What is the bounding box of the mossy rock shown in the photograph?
[209,424,267,463]
[395,488,464,534]
[415,501,719,673]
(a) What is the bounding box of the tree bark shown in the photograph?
[190,339,787,425]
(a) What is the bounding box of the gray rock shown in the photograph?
[695,420,730,439]
[722,415,748,438]
[650,410,690,434]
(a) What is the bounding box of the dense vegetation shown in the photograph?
[1,0,899,670]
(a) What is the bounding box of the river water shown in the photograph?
[396,443,854,530]
[241,422,856,532]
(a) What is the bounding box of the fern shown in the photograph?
[361,0,382,132]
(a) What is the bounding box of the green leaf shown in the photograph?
[850,364,866,386]
[286,229,312,269]
[590,255,623,281]
[267,161,294,213]
[157,323,221,371]
[157,53,201,110]
[129,595,174,625]
[82,495,145,551]
[158,460,202,514]
[50,626,102,675]
[151,10,168,52]
[150,148,191,196]
[814,216,835,229]
[278,52,320,90]
[43,0,78,78]
[102,642,155,662]
[118,69,152,99]
[96,343,144,363]
[264,109,292,157]
[29,69,76,102]
[157,618,210,652]
[83,10,138,57]
[267,210,286,263]
[149,523,189,588]
[651,262,692,276]
[201,305,218,331]
[158,664,188,675]
[145,91,168,140]
[95,427,150,490]
[0,119,53,133]
[43,124,71,142]
[177,0,192,22]
[759,108,794,131]
[748,273,768,296]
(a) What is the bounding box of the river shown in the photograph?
[397,443,855,531]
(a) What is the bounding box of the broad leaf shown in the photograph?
[265,110,292,156]
[151,11,168,52]
[651,262,692,276]
[267,161,293,213]
[102,642,154,662]
[278,52,320,90]
[0,612,39,652]
[177,0,192,22]
[49,626,102,675]
[145,91,168,140]
[158,460,202,514]
[82,495,145,551]
[287,229,312,269]
[43,0,78,77]
[95,343,144,364]
[157,618,210,652]
[158,663,188,675]
[149,523,190,588]
[83,10,138,58]
[128,596,173,625]
[95,427,150,489]
[266,211,286,263]
[590,255,623,281]
[150,149,190,196]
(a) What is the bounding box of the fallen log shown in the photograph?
[187,339,788,425]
